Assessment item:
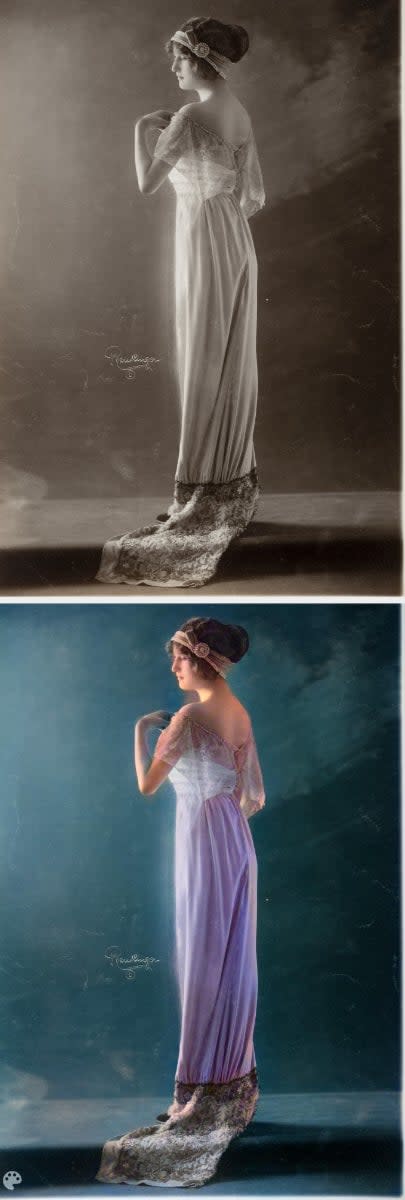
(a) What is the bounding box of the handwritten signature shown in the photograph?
[105,346,159,379]
[104,945,159,980]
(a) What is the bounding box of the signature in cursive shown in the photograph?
[104,345,159,379]
[104,945,159,980]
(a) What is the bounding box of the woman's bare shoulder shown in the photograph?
[173,701,199,719]
[175,102,213,128]
[176,699,216,728]
[232,98,252,125]
[176,100,251,145]
[176,102,200,120]
[179,698,252,744]
[232,700,252,736]
[179,700,203,717]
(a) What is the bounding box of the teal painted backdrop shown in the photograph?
[0,603,400,1100]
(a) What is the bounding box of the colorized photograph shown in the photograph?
[0,1,400,595]
[0,601,401,1193]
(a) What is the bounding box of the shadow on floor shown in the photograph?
[0,528,401,593]
[216,1119,402,1184]
[1,1122,401,1195]
[216,529,401,583]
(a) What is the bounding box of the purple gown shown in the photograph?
[95,708,265,1188]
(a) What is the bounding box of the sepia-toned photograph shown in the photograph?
[0,0,400,594]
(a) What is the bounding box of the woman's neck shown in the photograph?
[193,676,231,704]
[193,77,229,103]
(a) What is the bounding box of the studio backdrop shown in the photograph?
[0,0,399,511]
[0,602,400,1104]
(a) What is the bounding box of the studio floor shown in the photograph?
[0,1091,400,1195]
[0,492,401,596]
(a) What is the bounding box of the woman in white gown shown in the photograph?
[96,17,265,588]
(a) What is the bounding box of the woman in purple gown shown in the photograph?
[95,616,265,1188]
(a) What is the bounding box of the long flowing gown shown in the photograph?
[95,709,265,1188]
[96,109,265,587]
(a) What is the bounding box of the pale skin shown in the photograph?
[134,45,251,195]
[134,644,251,796]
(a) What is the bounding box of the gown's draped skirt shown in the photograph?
[95,792,260,1187]
[174,193,258,486]
[96,192,260,588]
[175,789,258,1084]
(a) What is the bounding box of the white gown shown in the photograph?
[96,109,265,588]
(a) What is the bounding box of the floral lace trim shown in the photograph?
[96,469,259,588]
[155,109,265,218]
[182,714,253,753]
[174,1065,258,1102]
[173,466,259,501]
[175,112,252,154]
[95,1068,259,1188]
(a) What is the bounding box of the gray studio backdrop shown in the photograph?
[1,0,399,507]
[0,603,400,1101]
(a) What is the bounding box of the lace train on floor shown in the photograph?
[95,1067,259,1188]
[95,469,259,587]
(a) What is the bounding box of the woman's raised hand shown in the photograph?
[138,110,174,132]
[137,710,173,729]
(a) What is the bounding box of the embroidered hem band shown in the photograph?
[95,1068,259,1188]
[95,469,260,588]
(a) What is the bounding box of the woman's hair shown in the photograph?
[165,17,249,80]
[166,615,249,680]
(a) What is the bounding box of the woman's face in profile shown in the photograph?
[171,48,199,92]
[171,647,199,691]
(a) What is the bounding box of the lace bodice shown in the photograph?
[154,708,265,822]
[153,109,265,218]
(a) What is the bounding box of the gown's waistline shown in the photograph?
[175,187,241,204]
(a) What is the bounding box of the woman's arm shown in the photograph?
[134,713,173,795]
[134,113,174,195]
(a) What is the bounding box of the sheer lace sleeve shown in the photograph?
[153,112,239,202]
[154,709,189,769]
[153,110,193,169]
[237,733,265,819]
[235,131,266,219]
